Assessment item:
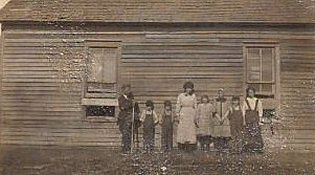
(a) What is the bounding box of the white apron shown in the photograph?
[175,93,197,144]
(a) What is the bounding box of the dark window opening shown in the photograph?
[263,108,276,124]
[86,106,115,117]
[255,93,275,99]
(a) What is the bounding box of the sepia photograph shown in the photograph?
[0,0,314,174]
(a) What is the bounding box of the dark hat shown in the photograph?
[164,100,172,107]
[183,81,194,89]
[145,100,154,109]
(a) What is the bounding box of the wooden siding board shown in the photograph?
[0,26,314,150]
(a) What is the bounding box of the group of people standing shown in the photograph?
[117,82,264,154]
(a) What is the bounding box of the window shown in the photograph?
[86,43,119,98]
[82,41,121,120]
[245,46,276,98]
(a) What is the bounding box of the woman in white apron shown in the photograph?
[175,81,198,151]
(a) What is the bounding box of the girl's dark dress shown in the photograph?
[161,112,173,150]
[227,107,243,151]
[244,99,264,152]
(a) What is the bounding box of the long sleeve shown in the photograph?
[175,95,182,117]
[242,100,247,117]
[193,95,198,110]
[193,95,198,121]
[153,110,159,124]
[212,102,217,116]
[257,100,263,118]
[159,111,163,124]
[214,102,222,121]
[223,106,231,120]
[241,104,246,125]
[196,105,201,123]
[140,110,146,122]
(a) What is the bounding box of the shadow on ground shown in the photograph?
[0,145,314,175]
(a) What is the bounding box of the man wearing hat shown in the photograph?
[117,84,140,154]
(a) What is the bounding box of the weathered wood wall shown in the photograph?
[280,39,315,151]
[0,23,314,150]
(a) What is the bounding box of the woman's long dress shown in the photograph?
[175,93,198,144]
[243,98,264,152]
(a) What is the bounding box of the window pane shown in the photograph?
[88,48,104,82]
[103,47,117,83]
[248,84,261,92]
[247,48,261,82]
[88,47,118,84]
[262,48,274,82]
[261,84,273,93]
[247,48,260,60]
[247,59,260,82]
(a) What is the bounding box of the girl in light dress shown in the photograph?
[196,95,215,151]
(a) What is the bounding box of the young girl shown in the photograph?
[242,87,264,153]
[140,100,159,152]
[213,88,231,152]
[225,96,244,153]
[160,100,174,151]
[196,95,215,151]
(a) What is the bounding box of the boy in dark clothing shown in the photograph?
[140,100,159,152]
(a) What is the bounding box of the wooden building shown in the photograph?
[0,0,314,150]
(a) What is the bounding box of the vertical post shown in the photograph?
[130,104,135,153]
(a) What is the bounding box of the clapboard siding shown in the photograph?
[278,39,315,150]
[0,24,314,150]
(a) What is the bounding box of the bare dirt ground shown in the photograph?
[0,145,314,175]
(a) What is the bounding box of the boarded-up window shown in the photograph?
[85,42,120,99]
[246,47,276,98]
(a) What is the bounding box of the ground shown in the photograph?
[0,146,314,175]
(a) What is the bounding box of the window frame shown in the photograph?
[81,40,122,122]
[246,47,276,96]
[243,42,280,104]
[84,40,121,98]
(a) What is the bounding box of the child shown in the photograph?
[160,100,174,151]
[140,100,159,152]
[225,96,244,153]
[213,88,231,152]
[242,87,264,153]
[196,95,215,151]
